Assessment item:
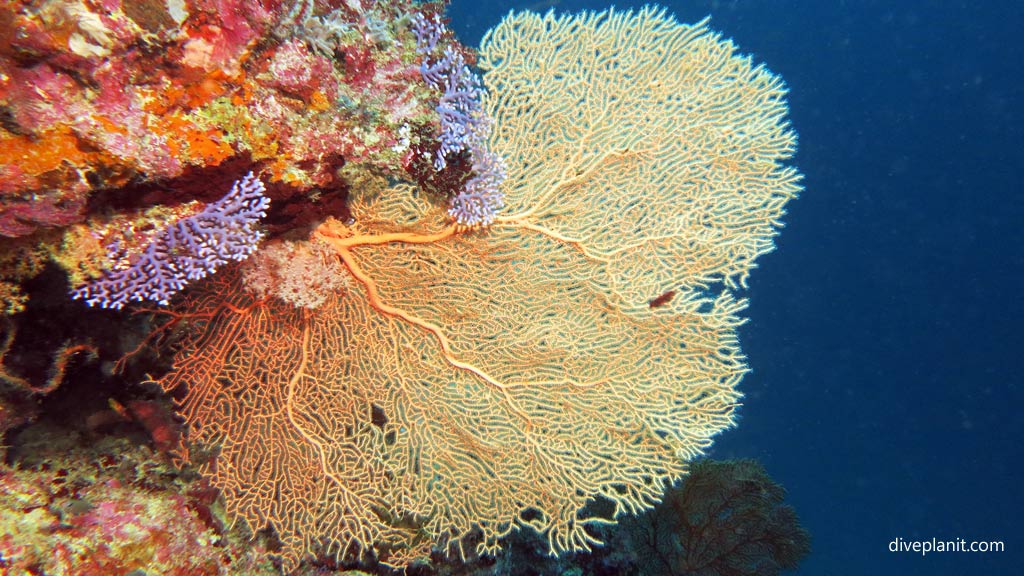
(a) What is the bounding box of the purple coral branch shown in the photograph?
[71,172,269,309]
[412,13,505,227]
[413,15,486,171]
[450,142,506,227]
[412,12,442,55]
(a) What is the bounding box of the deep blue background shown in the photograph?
[446,1,1023,574]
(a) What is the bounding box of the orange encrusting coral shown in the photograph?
[155,113,234,166]
[0,128,99,185]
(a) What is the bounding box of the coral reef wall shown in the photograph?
[0,0,450,312]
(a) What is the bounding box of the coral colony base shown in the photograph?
[0,1,805,573]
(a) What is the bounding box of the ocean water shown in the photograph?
[446,1,1024,574]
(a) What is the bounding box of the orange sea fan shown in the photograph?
[157,6,801,569]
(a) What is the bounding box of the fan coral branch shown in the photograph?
[314,219,526,407]
[616,459,811,575]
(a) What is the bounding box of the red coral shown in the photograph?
[182,0,273,73]
[266,38,338,102]
[343,45,377,88]
[124,399,181,452]
[1,63,83,132]
[0,192,87,237]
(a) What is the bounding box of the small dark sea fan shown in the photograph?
[616,459,811,576]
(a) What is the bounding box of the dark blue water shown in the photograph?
[448,1,1024,574]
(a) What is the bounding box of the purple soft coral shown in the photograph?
[431,48,486,168]
[71,173,269,309]
[413,14,485,171]
[412,12,442,55]
[449,142,506,227]
[413,13,505,227]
